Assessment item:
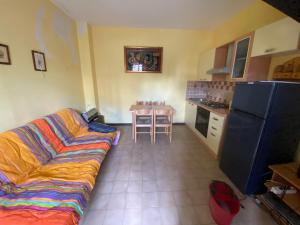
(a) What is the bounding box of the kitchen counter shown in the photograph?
[186,99,229,117]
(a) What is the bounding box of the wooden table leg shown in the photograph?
[132,112,135,140]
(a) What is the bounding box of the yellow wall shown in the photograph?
[88,0,286,124]
[0,0,84,131]
[212,0,285,47]
[91,26,213,123]
[77,22,98,110]
[196,0,286,80]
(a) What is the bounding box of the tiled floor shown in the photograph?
[80,125,277,225]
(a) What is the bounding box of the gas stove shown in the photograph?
[189,98,228,109]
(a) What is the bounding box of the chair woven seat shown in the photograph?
[136,118,152,124]
[131,101,174,143]
[153,108,173,143]
[155,118,170,124]
[133,108,153,142]
[137,115,151,120]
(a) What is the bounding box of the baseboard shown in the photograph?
[107,123,131,126]
[107,123,186,126]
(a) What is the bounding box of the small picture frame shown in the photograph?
[124,46,163,73]
[0,44,11,65]
[32,50,47,71]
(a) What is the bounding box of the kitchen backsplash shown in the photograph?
[186,80,235,103]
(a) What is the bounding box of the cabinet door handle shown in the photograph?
[210,132,216,137]
[264,48,276,53]
[211,126,217,130]
[213,117,219,121]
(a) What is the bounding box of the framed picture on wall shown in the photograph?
[32,50,47,71]
[124,46,163,73]
[0,44,11,65]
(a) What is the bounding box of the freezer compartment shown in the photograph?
[231,82,275,119]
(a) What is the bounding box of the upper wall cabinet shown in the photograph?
[231,34,252,79]
[251,18,300,57]
[231,32,271,81]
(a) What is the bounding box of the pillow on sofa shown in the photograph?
[53,108,88,137]
[43,108,116,148]
[0,131,41,184]
[13,125,54,164]
[30,118,65,155]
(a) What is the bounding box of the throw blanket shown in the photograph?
[0,108,117,225]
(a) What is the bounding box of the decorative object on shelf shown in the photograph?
[32,50,47,71]
[273,57,300,80]
[0,43,11,65]
[124,46,162,73]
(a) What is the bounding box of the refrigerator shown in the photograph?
[219,81,300,195]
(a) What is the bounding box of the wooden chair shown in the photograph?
[134,109,154,143]
[136,101,165,106]
[152,101,165,106]
[136,101,145,105]
[153,108,173,143]
[133,101,149,140]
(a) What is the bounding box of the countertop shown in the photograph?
[186,99,229,117]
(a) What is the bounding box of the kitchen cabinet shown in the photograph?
[230,32,270,81]
[206,112,226,156]
[251,17,300,57]
[197,49,215,81]
[231,33,253,80]
[184,101,197,130]
[185,100,227,157]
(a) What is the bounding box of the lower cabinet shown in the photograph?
[206,112,225,156]
[185,101,226,157]
[184,101,197,130]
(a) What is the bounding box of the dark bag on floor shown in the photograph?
[81,108,116,133]
[81,108,104,123]
[89,122,117,133]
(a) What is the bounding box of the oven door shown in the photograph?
[195,106,210,137]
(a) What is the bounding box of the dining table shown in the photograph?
[129,104,176,140]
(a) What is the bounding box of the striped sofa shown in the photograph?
[0,108,117,225]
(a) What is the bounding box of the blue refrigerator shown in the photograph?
[219,81,300,195]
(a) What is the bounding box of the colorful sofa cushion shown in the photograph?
[0,108,117,225]
[0,131,41,184]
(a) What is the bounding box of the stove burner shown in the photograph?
[189,98,228,109]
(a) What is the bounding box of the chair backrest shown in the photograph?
[136,101,165,106]
[155,108,173,116]
[135,109,153,116]
[136,101,144,105]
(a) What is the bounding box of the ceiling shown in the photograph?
[51,0,255,29]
